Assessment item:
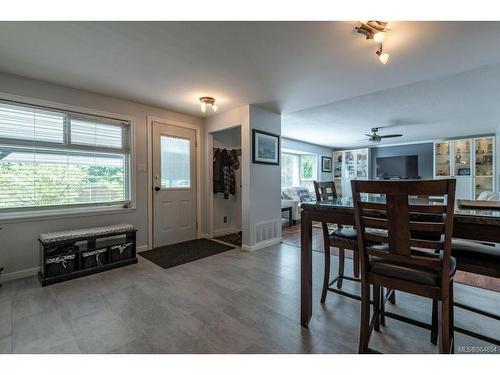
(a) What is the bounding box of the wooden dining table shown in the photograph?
[299,197,500,344]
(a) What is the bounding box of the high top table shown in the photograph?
[300,197,500,344]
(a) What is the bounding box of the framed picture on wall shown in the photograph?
[252,129,280,165]
[321,156,332,172]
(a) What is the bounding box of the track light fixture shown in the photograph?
[355,21,391,64]
[376,44,390,65]
[199,97,218,113]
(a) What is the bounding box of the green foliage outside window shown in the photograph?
[0,162,124,209]
[300,155,314,180]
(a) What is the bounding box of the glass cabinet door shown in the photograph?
[333,151,343,178]
[356,149,369,178]
[474,137,494,198]
[434,141,450,177]
[454,139,471,176]
[344,151,355,178]
[333,178,342,197]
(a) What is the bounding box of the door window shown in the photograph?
[161,135,190,188]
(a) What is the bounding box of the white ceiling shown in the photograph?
[283,63,500,148]
[0,21,500,145]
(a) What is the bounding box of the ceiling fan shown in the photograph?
[364,127,402,144]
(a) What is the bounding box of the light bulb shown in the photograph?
[200,102,207,113]
[212,104,218,112]
[373,31,386,43]
[378,52,390,64]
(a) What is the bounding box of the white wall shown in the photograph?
[203,105,281,250]
[212,126,242,236]
[281,137,334,182]
[246,105,282,249]
[0,72,202,279]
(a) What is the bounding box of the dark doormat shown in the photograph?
[139,239,235,269]
[214,231,242,247]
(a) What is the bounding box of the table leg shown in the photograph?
[288,207,293,227]
[301,209,313,327]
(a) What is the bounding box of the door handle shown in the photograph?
[154,186,161,191]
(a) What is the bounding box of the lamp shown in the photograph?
[199,97,217,113]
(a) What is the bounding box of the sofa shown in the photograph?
[281,186,317,224]
[477,191,500,201]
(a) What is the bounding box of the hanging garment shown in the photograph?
[214,148,237,199]
[213,148,225,194]
[220,149,233,199]
[229,149,240,170]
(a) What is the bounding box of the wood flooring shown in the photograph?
[0,242,498,353]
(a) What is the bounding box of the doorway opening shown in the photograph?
[210,126,242,247]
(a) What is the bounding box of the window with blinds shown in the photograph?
[0,100,131,211]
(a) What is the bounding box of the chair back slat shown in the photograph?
[409,221,445,232]
[367,246,442,269]
[409,205,447,214]
[409,237,445,250]
[352,179,456,277]
[361,217,388,229]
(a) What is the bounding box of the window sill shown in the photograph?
[0,205,136,224]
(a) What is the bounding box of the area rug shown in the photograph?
[139,239,235,269]
[214,231,242,247]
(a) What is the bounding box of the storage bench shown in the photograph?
[39,223,137,286]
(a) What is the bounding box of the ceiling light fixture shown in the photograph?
[199,97,217,113]
[376,44,390,65]
[373,31,387,43]
[355,21,391,64]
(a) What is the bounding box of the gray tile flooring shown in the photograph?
[0,243,499,353]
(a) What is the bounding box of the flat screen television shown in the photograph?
[376,155,419,179]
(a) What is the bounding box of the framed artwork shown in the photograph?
[322,156,333,172]
[252,129,280,165]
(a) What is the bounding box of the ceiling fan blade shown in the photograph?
[364,134,373,137]
[379,134,402,138]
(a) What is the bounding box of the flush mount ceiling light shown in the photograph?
[355,21,391,64]
[199,97,218,113]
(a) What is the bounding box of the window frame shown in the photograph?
[281,151,317,190]
[0,92,136,222]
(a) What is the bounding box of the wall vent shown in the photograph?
[254,219,281,244]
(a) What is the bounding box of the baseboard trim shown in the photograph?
[212,228,241,237]
[2,266,40,282]
[136,245,150,253]
[241,237,282,252]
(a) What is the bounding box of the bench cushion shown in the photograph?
[40,223,136,244]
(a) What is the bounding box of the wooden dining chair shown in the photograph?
[351,179,456,354]
[313,181,360,301]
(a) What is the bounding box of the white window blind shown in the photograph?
[0,100,131,211]
[0,101,65,144]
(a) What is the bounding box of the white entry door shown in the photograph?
[153,122,197,247]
